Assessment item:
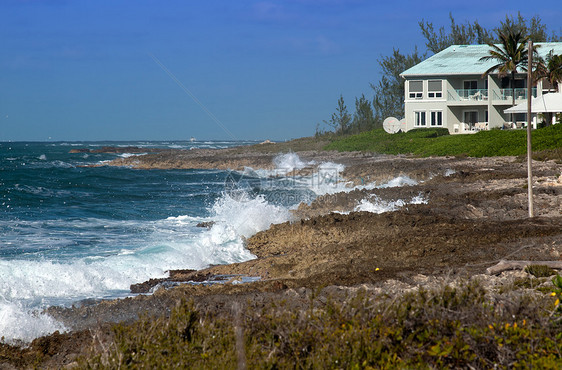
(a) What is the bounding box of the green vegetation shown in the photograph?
[79,280,562,369]
[525,264,557,278]
[419,13,560,56]
[370,48,424,124]
[322,95,352,135]
[324,124,562,159]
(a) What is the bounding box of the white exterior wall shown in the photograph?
[404,79,448,132]
[402,74,546,134]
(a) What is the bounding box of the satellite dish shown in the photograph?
[399,118,407,132]
[383,117,401,134]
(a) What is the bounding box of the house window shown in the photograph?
[464,81,478,90]
[501,78,525,88]
[430,111,443,126]
[428,80,442,98]
[409,80,423,99]
[414,111,426,126]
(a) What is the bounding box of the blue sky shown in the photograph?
[1,0,560,141]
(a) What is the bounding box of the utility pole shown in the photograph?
[526,40,534,218]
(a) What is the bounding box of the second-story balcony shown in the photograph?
[446,88,538,105]
[493,88,537,101]
[448,89,489,102]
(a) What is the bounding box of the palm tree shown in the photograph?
[480,30,531,124]
[537,50,562,92]
[535,50,562,125]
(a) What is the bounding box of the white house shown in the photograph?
[399,42,562,134]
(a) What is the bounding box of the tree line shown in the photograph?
[318,13,562,136]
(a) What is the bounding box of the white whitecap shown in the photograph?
[118,153,146,158]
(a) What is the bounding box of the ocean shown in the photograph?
[0,141,421,342]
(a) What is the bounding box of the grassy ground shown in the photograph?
[324,125,562,160]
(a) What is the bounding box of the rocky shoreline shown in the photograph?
[3,144,562,368]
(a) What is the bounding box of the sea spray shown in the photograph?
[0,299,65,344]
[272,152,315,173]
[309,161,348,195]
[267,153,348,195]
[211,192,292,238]
[351,177,426,213]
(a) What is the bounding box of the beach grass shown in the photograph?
[324,124,562,159]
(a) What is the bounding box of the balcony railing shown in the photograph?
[447,88,538,103]
[448,89,489,101]
[493,88,537,101]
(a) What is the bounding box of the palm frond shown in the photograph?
[481,30,530,77]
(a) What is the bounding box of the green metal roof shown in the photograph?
[401,42,562,78]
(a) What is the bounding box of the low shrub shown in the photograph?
[525,264,556,278]
[80,281,562,368]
